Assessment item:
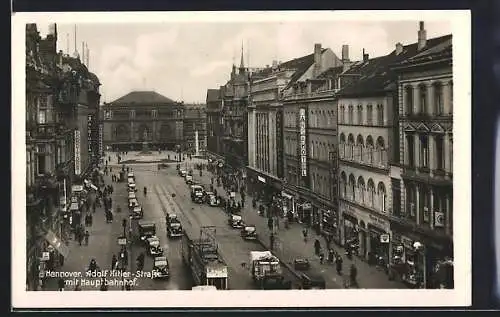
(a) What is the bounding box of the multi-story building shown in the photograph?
[205,88,224,161]
[390,23,453,288]
[220,53,250,174]
[337,23,452,273]
[101,91,184,152]
[247,43,343,209]
[183,103,207,156]
[280,45,349,239]
[25,23,101,290]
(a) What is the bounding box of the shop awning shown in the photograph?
[45,230,69,258]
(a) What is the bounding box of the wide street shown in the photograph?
[109,153,299,290]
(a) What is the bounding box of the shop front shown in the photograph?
[320,208,339,244]
[281,190,295,219]
[245,167,282,203]
[390,222,453,289]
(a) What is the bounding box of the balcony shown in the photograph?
[32,123,60,140]
[402,166,452,185]
[339,147,389,171]
[340,190,388,215]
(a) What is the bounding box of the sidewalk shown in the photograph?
[43,173,132,291]
[190,167,407,289]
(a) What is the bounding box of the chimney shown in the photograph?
[362,48,369,62]
[314,43,322,77]
[272,60,278,69]
[395,42,403,55]
[341,44,349,62]
[418,21,427,50]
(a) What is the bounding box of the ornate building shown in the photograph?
[183,103,207,156]
[206,88,224,160]
[390,23,453,288]
[25,23,101,290]
[101,91,184,151]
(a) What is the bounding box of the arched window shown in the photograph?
[348,174,356,201]
[347,134,355,160]
[405,86,413,115]
[339,133,346,158]
[377,104,384,125]
[366,104,373,125]
[356,134,364,163]
[419,84,427,114]
[367,179,376,207]
[366,135,374,164]
[312,173,316,192]
[377,182,387,212]
[357,176,366,204]
[376,136,386,167]
[348,105,354,124]
[340,106,345,123]
[340,172,347,198]
[357,105,363,125]
[434,82,443,115]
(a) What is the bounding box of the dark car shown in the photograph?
[152,256,170,279]
[240,225,257,240]
[166,214,183,238]
[228,214,244,229]
[138,220,156,242]
[147,236,163,256]
[130,205,143,220]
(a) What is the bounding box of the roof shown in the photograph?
[337,34,452,97]
[206,89,220,102]
[110,91,175,105]
[317,66,344,79]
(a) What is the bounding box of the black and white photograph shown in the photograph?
[12,10,471,308]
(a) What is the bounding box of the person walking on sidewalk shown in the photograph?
[302,228,309,243]
[84,230,90,246]
[111,254,118,271]
[314,239,321,256]
[336,255,343,275]
[57,277,65,291]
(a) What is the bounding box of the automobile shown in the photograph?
[147,236,163,256]
[179,170,187,177]
[190,185,205,203]
[240,225,257,240]
[228,214,244,229]
[128,182,137,192]
[152,256,170,279]
[127,172,135,180]
[128,197,139,209]
[130,205,143,220]
[128,191,136,200]
[185,175,193,185]
[300,272,326,289]
[166,213,183,238]
[204,192,219,206]
[138,220,156,242]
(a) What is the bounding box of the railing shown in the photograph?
[339,146,389,170]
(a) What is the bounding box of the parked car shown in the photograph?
[128,197,139,209]
[241,225,257,240]
[190,185,205,203]
[152,256,170,279]
[228,214,244,229]
[179,170,187,177]
[138,220,156,242]
[205,192,219,206]
[130,205,143,220]
[185,175,193,185]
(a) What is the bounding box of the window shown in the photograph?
[38,109,46,124]
[177,110,182,117]
[377,104,384,125]
[366,104,373,125]
[348,105,354,124]
[193,123,196,130]
[435,135,444,170]
[349,175,356,201]
[152,110,158,118]
[340,106,345,123]
[37,154,46,175]
[406,184,416,221]
[104,110,112,120]
[420,135,429,168]
[449,81,453,113]
[378,182,387,212]
[407,135,415,168]
[357,105,363,125]
[367,180,375,207]
[130,110,135,119]
[421,188,431,225]
[419,84,427,114]
[405,86,413,115]
[434,83,443,115]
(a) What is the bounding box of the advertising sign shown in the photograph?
[299,108,307,177]
[87,115,93,155]
[74,129,81,175]
[276,110,284,178]
[99,123,104,158]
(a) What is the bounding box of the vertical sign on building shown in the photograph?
[87,115,92,156]
[98,123,103,158]
[276,110,284,178]
[74,129,81,175]
[299,108,307,177]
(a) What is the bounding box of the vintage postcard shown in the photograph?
[12,10,471,308]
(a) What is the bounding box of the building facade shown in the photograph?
[183,103,207,156]
[390,27,453,288]
[25,23,101,290]
[205,88,224,160]
[101,91,184,151]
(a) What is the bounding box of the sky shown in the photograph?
[36,19,452,103]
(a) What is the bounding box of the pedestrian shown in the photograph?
[336,255,343,275]
[270,233,275,251]
[77,230,83,246]
[84,230,90,246]
[314,239,321,256]
[319,250,325,264]
[302,228,308,243]
[111,254,118,270]
[57,277,65,291]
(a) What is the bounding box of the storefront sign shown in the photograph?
[302,202,312,210]
[299,108,307,177]
[258,176,266,183]
[276,110,284,178]
[87,115,92,155]
[99,124,103,158]
[369,214,389,228]
[380,234,390,243]
[74,129,81,175]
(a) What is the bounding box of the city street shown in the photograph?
[113,157,299,290]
